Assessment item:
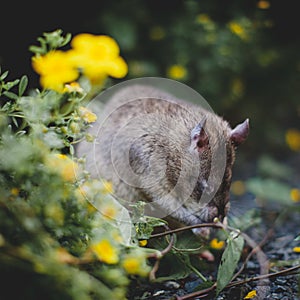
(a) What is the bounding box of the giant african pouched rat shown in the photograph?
[76,83,249,234]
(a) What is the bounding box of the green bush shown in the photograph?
[0,30,151,300]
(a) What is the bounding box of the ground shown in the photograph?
[127,156,300,299]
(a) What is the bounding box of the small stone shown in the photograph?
[270,293,281,299]
[275,278,287,285]
[164,281,181,289]
[184,278,203,293]
[246,261,258,269]
[153,290,165,297]
[275,286,287,293]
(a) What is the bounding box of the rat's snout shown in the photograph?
[197,201,230,224]
[214,201,231,224]
[206,194,231,223]
[192,204,229,238]
[192,226,211,238]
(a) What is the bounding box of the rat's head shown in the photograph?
[173,117,249,234]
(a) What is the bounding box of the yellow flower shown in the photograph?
[196,14,211,24]
[228,21,248,40]
[285,129,300,151]
[68,33,128,84]
[100,180,114,194]
[10,188,20,196]
[293,246,300,253]
[244,290,257,299]
[167,65,187,80]
[210,238,225,250]
[91,239,119,264]
[122,253,149,277]
[100,202,118,220]
[231,180,246,196]
[32,51,79,92]
[112,231,124,244]
[231,78,245,98]
[63,82,84,94]
[291,189,300,202]
[79,106,97,123]
[139,240,148,247]
[257,0,270,9]
[44,203,64,225]
[45,153,79,182]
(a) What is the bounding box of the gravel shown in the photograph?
[128,201,300,300]
[128,157,300,299]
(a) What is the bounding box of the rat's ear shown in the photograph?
[190,117,209,152]
[230,118,249,146]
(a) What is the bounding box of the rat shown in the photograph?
[76,84,249,235]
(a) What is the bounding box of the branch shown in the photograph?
[150,222,223,239]
[175,264,300,300]
[148,224,175,281]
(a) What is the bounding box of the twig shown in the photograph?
[149,259,161,282]
[239,230,270,299]
[170,222,271,300]
[175,264,300,300]
[227,264,300,288]
[150,222,223,239]
[216,221,271,299]
[175,283,216,300]
[148,224,175,281]
[150,222,298,300]
[232,228,274,281]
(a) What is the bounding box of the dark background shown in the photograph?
[1,0,300,160]
[1,1,299,81]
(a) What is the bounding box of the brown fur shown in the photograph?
[77,84,248,233]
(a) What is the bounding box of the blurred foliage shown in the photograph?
[1,0,299,157]
[245,155,300,207]
[89,0,300,157]
[0,31,154,300]
[90,0,300,223]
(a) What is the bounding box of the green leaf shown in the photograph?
[3,91,18,101]
[28,45,45,55]
[12,117,19,128]
[42,131,65,149]
[69,144,75,156]
[0,70,9,81]
[216,231,244,295]
[18,75,28,96]
[153,252,194,282]
[172,230,204,254]
[135,216,167,240]
[60,33,72,47]
[3,79,20,91]
[192,280,215,292]
[257,155,293,180]
[246,177,291,204]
